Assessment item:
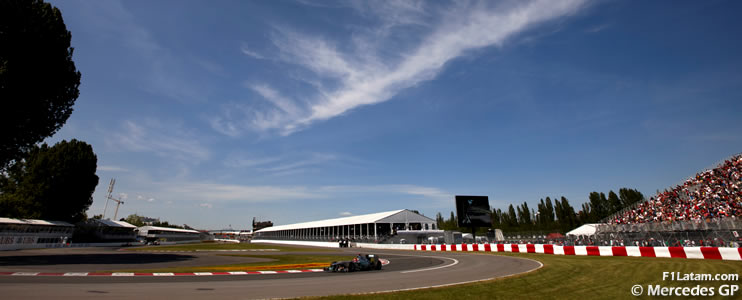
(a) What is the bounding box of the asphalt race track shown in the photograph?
[0,246,542,299]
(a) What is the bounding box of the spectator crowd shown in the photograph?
[610,154,742,224]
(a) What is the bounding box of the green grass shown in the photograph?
[126,242,330,252]
[307,252,742,300]
[110,254,354,273]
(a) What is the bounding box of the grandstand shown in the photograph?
[594,153,742,247]
[253,209,437,243]
[72,218,138,244]
[136,225,202,244]
[0,217,74,250]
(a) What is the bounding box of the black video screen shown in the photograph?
[456,195,492,227]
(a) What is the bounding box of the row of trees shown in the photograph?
[120,214,191,229]
[437,188,645,234]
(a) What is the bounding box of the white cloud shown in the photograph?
[162,182,323,204]
[241,42,265,59]
[215,0,587,136]
[200,203,213,209]
[339,211,353,216]
[118,193,129,200]
[107,120,211,162]
[98,165,129,172]
[223,152,342,176]
[74,1,208,103]
[320,184,452,203]
[147,198,155,203]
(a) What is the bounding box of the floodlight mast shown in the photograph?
[103,178,124,220]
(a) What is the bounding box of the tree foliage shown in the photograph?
[0,139,98,222]
[0,0,81,170]
[435,187,645,234]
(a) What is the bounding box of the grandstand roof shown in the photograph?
[255,209,436,233]
[94,219,137,228]
[137,225,200,234]
[0,217,73,227]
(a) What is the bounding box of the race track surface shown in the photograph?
[0,246,542,299]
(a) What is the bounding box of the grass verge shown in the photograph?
[307,252,742,300]
[126,242,329,252]
[110,254,354,273]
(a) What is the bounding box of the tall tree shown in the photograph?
[0,139,98,222]
[0,0,81,170]
[607,190,622,215]
[545,197,555,224]
[507,205,518,227]
[619,188,645,207]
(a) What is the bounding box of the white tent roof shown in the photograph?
[255,209,435,233]
[0,217,73,227]
[138,225,200,234]
[566,223,602,236]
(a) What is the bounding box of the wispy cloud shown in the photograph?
[339,211,353,216]
[161,182,323,203]
[214,0,587,136]
[200,203,214,209]
[241,42,265,59]
[107,120,211,162]
[585,23,609,33]
[74,1,211,103]
[319,184,453,205]
[223,152,344,176]
[98,165,130,172]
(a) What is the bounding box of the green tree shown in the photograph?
[507,205,518,227]
[619,188,645,207]
[607,190,622,215]
[0,0,81,170]
[124,214,146,227]
[0,139,98,222]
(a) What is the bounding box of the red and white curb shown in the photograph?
[0,259,390,277]
[413,244,742,261]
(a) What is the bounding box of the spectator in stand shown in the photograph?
[609,154,742,225]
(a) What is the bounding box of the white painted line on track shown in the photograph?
[112,273,134,276]
[194,272,213,276]
[153,273,174,276]
[63,272,88,276]
[400,256,458,274]
[357,255,545,296]
[12,272,39,276]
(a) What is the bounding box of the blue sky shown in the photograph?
[46,0,742,230]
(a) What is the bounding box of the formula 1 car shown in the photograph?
[324,254,383,272]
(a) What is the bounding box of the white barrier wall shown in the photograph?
[250,240,417,250]
[251,239,340,248]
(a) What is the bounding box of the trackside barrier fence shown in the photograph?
[411,244,742,261]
